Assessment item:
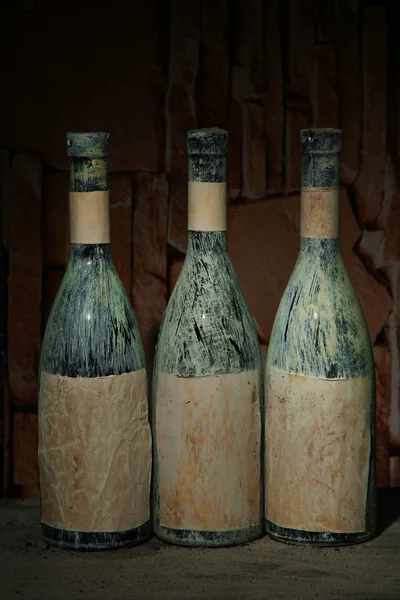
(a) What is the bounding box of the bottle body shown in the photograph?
[38,133,152,550]
[265,129,376,545]
[152,129,263,547]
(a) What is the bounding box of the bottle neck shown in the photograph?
[299,237,340,254]
[187,231,227,256]
[70,244,111,261]
[69,156,108,192]
[69,156,110,245]
[187,154,228,233]
[300,151,340,241]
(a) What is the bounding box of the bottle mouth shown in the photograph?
[187,128,229,156]
[67,132,110,158]
[300,128,342,154]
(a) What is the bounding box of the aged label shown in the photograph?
[266,366,371,533]
[38,368,152,532]
[188,182,227,231]
[301,187,339,239]
[156,370,261,531]
[70,191,110,243]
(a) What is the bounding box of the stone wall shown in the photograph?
[2,0,400,497]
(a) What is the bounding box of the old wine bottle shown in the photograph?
[38,132,152,550]
[152,128,263,547]
[265,128,376,545]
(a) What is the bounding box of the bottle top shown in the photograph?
[300,129,342,154]
[187,128,229,156]
[67,132,109,158]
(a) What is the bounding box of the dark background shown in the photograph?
[1,0,400,498]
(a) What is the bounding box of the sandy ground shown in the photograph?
[0,494,399,600]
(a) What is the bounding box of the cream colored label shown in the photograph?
[38,368,152,532]
[156,370,261,531]
[266,366,371,533]
[188,182,227,231]
[301,187,339,238]
[70,191,110,243]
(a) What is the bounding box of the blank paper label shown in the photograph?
[38,369,152,532]
[156,370,261,531]
[266,366,372,533]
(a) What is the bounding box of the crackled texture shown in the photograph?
[39,369,151,533]
[266,367,371,535]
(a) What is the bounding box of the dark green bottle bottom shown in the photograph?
[266,520,375,547]
[154,523,263,547]
[42,520,152,551]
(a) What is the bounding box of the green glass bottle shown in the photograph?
[152,128,263,547]
[265,128,376,545]
[38,133,152,550]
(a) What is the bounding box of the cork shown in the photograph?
[67,132,109,192]
[187,128,228,183]
[300,129,342,189]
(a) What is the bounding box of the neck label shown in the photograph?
[70,191,110,244]
[301,187,339,239]
[188,182,227,231]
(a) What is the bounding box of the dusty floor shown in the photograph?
[0,493,399,600]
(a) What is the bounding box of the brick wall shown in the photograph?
[2,0,400,497]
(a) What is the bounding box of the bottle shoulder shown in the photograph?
[40,256,145,377]
[154,252,261,377]
[267,248,374,379]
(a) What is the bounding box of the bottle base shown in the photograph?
[41,520,152,551]
[266,520,374,547]
[154,524,263,548]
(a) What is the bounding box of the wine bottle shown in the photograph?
[265,128,376,545]
[152,128,263,547]
[38,132,152,550]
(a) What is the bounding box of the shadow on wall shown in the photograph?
[376,488,400,536]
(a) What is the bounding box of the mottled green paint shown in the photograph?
[40,245,145,378]
[267,239,374,379]
[151,128,264,547]
[67,132,109,158]
[265,128,376,546]
[67,132,109,192]
[300,128,341,188]
[187,128,228,183]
